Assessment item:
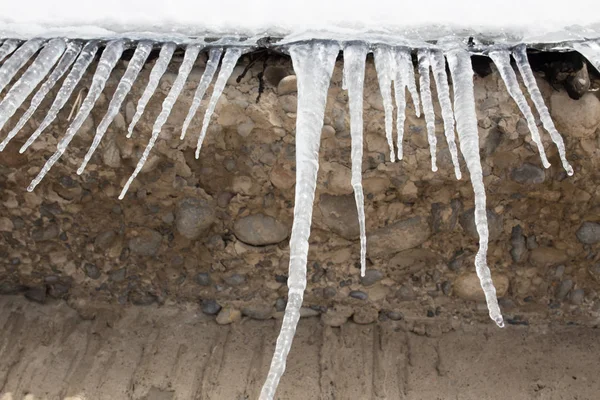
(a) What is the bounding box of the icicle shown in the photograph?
[417,49,438,172]
[28,40,125,192]
[373,46,396,161]
[572,39,600,74]
[343,43,368,277]
[77,41,153,174]
[395,48,421,117]
[259,41,338,400]
[127,42,176,137]
[429,50,462,180]
[393,48,421,160]
[194,47,242,159]
[20,40,100,153]
[513,45,573,175]
[0,38,46,95]
[2,42,82,149]
[180,47,223,140]
[0,38,66,136]
[489,50,551,168]
[446,47,504,328]
[119,43,202,199]
[0,39,20,63]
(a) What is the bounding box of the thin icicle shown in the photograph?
[2,42,82,149]
[513,45,573,175]
[572,39,600,74]
[259,41,338,400]
[0,39,20,63]
[127,42,176,137]
[0,38,46,95]
[180,47,223,140]
[0,38,66,135]
[395,48,421,117]
[490,50,550,168]
[429,50,462,180]
[343,43,368,277]
[373,46,396,161]
[28,40,125,192]
[417,49,438,172]
[20,40,100,153]
[446,47,504,328]
[393,48,421,160]
[118,43,202,199]
[393,54,407,160]
[194,47,242,159]
[77,41,153,174]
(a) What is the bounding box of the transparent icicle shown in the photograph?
[2,42,82,149]
[127,42,176,137]
[395,48,421,117]
[394,48,421,160]
[572,39,600,74]
[259,41,339,400]
[417,49,438,172]
[0,38,46,95]
[429,50,462,180]
[119,43,202,199]
[77,41,153,174]
[180,47,223,140]
[194,47,242,159]
[446,47,504,328]
[343,43,368,277]
[513,45,573,175]
[373,46,396,161]
[20,40,100,153]
[392,54,407,160]
[28,40,125,192]
[0,39,20,63]
[0,38,67,135]
[489,50,550,168]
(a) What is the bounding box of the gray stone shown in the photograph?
[570,289,585,305]
[510,225,527,263]
[454,273,509,301]
[318,194,360,240]
[441,281,452,296]
[360,269,384,286]
[216,307,241,325]
[24,286,46,303]
[511,163,545,184]
[242,306,273,320]
[195,272,212,286]
[556,279,573,301]
[0,281,25,295]
[396,285,416,301]
[565,64,590,100]
[233,214,289,246]
[128,228,162,256]
[459,209,503,241]
[277,75,297,95]
[201,299,222,315]
[349,290,368,300]
[129,291,157,306]
[367,217,431,258]
[31,223,60,242]
[224,274,246,286]
[576,222,600,244]
[109,268,126,282]
[323,287,337,299]
[299,307,321,318]
[275,297,287,312]
[321,306,353,327]
[95,230,117,250]
[176,198,215,240]
[386,311,404,321]
[84,263,101,279]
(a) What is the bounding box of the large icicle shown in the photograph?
[0,39,20,63]
[259,41,338,400]
[512,45,573,175]
[343,43,368,277]
[0,38,46,95]
[393,47,421,160]
[0,38,67,135]
[572,39,600,73]
[194,47,242,159]
[119,43,202,199]
[77,41,153,174]
[446,47,504,328]
[127,42,176,137]
[417,49,438,172]
[180,47,223,140]
[28,40,125,192]
[373,46,396,161]
[20,40,100,153]
[489,50,550,168]
[1,42,82,150]
[395,48,421,117]
[429,50,462,180]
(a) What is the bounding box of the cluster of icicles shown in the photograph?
[0,37,596,399]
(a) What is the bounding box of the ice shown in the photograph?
[512,44,573,176]
[489,49,550,168]
[573,39,600,73]
[194,47,242,159]
[429,50,461,179]
[259,41,339,400]
[119,43,202,199]
[0,38,46,95]
[417,49,438,172]
[395,48,421,118]
[0,39,20,63]
[180,47,223,140]
[0,38,66,136]
[343,42,368,277]
[127,42,176,137]
[20,40,100,153]
[445,46,504,328]
[1,41,82,149]
[28,40,125,192]
[373,46,396,161]
[78,41,153,174]
[393,47,421,160]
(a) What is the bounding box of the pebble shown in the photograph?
[175,198,215,240]
[109,268,126,282]
[275,297,287,312]
[396,285,416,301]
[24,286,46,304]
[441,281,452,296]
[570,289,585,305]
[242,306,274,320]
[300,307,321,318]
[129,291,157,306]
[84,263,101,279]
[556,279,573,301]
[459,209,503,241]
[367,217,431,258]
[349,290,368,300]
[224,274,246,286]
[453,273,509,301]
[360,269,384,286]
[201,299,222,315]
[128,228,162,256]
[195,272,212,286]
[31,223,60,242]
[576,222,600,245]
[318,194,360,240]
[386,311,404,321]
[529,247,568,268]
[323,286,337,299]
[233,214,289,246]
[277,75,297,95]
[510,163,545,184]
[321,306,354,327]
[510,225,527,263]
[216,307,242,325]
[0,217,14,232]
